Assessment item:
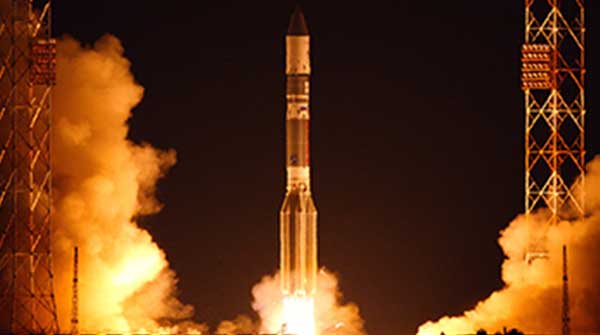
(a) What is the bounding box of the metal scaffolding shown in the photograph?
[0,0,59,333]
[522,0,585,261]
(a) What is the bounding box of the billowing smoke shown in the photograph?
[48,34,365,335]
[218,269,366,335]
[417,158,600,335]
[51,35,201,333]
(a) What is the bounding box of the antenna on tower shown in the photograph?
[71,246,80,335]
[562,245,570,335]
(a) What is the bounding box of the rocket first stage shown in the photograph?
[280,6,317,297]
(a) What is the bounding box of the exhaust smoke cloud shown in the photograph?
[51,35,199,333]
[417,158,600,335]
[219,270,366,335]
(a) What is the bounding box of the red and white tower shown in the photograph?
[521,0,585,261]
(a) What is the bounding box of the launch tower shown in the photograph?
[521,0,585,261]
[0,0,59,333]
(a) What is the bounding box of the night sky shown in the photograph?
[53,2,599,335]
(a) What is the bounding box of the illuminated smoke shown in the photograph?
[218,269,366,335]
[48,34,365,335]
[417,157,600,335]
[51,35,201,333]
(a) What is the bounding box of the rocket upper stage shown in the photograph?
[285,6,311,190]
[280,6,318,297]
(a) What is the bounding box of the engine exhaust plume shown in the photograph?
[51,35,203,333]
[218,269,366,335]
[417,157,600,335]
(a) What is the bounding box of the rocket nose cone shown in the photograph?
[288,6,309,35]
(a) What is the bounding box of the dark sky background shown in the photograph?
[53,2,598,335]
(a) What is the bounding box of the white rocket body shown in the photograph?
[280,8,317,297]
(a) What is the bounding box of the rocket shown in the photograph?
[280,6,317,297]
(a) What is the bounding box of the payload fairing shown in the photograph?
[280,6,318,297]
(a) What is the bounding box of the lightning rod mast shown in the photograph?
[71,246,79,335]
[562,245,570,335]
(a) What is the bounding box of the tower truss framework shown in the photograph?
[522,0,585,259]
[0,0,59,333]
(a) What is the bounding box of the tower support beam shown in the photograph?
[0,0,59,333]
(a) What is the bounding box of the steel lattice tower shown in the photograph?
[522,0,585,260]
[0,0,59,333]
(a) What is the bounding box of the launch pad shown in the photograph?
[0,1,591,335]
